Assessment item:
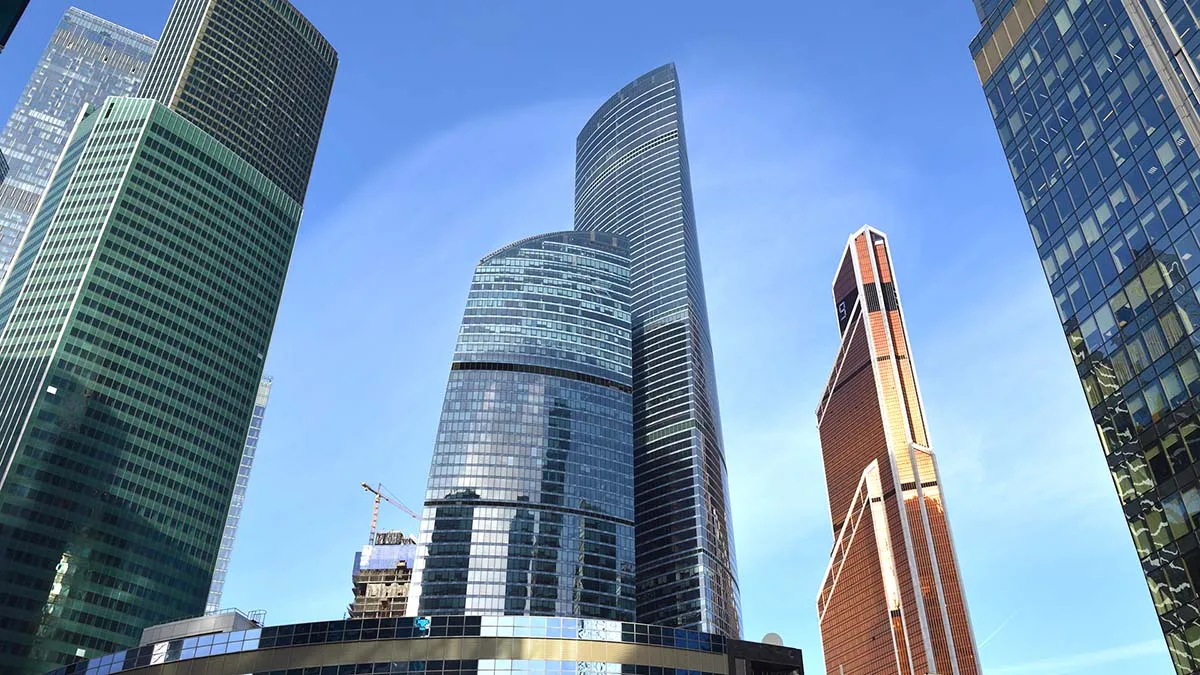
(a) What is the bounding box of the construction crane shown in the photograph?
[361,482,419,543]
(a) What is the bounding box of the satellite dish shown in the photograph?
[762,632,783,646]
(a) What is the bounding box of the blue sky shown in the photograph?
[0,1,1173,673]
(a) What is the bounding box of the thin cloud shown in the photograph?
[227,95,593,622]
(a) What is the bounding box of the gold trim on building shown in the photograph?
[120,637,732,674]
[973,0,1049,82]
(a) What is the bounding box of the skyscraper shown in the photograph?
[0,0,336,671]
[574,63,742,638]
[206,376,273,613]
[815,227,979,675]
[409,231,637,621]
[0,0,30,53]
[0,9,155,287]
[138,0,337,204]
[970,1,1200,671]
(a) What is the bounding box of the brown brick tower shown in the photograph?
[816,226,980,675]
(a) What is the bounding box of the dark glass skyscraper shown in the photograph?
[574,64,741,637]
[0,0,30,53]
[138,0,337,204]
[0,9,155,287]
[410,231,636,620]
[0,1,336,672]
[972,1,1200,671]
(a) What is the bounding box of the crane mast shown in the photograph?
[360,482,419,543]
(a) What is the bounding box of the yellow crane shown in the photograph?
[360,482,419,543]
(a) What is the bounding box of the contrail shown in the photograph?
[979,610,1019,648]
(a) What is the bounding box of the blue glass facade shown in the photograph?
[206,376,273,613]
[410,232,636,621]
[0,8,155,286]
[574,64,741,637]
[972,0,1200,671]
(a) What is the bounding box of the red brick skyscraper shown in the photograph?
[816,226,980,675]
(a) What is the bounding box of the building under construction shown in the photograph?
[349,530,417,618]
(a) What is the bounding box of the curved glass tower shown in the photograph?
[574,64,741,636]
[410,231,637,620]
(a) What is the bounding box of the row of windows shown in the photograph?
[0,489,211,602]
[91,235,257,390]
[95,247,259,398]
[89,264,254,408]
[132,150,288,295]
[114,189,277,344]
[130,155,287,283]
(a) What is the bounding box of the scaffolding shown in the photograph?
[348,530,416,619]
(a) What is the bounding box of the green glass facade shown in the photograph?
[0,96,300,674]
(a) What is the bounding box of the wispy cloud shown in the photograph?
[988,640,1166,675]
[915,277,1117,528]
[229,95,593,621]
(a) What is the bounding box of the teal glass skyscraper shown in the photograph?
[410,232,636,620]
[0,9,155,287]
[574,64,741,637]
[972,1,1200,671]
[0,0,336,672]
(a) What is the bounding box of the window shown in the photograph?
[1147,442,1174,483]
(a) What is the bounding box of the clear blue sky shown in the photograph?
[0,1,1171,673]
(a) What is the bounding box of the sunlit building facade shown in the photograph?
[410,231,637,621]
[138,0,337,204]
[206,376,274,613]
[0,8,155,288]
[815,227,979,675]
[971,0,1200,670]
[574,64,741,637]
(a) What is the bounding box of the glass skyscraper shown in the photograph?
[816,227,979,675]
[0,8,155,287]
[409,231,637,621]
[0,0,336,672]
[206,376,273,613]
[972,0,1200,671]
[138,0,337,204]
[574,64,741,637]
